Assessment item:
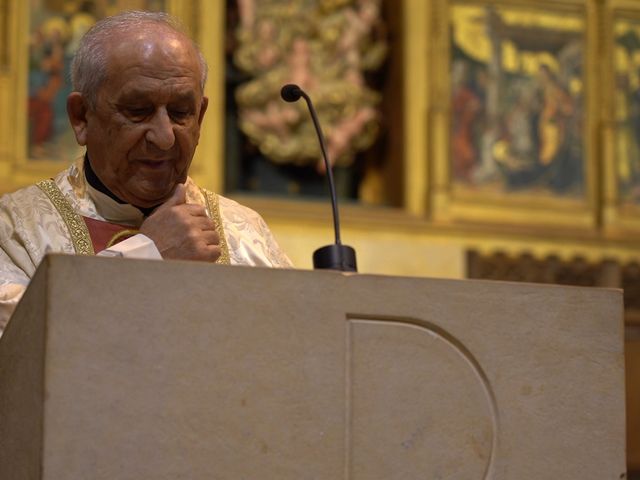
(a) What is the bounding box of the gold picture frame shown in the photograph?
[428,0,600,230]
[0,0,9,72]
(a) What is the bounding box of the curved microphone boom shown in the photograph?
[280,84,357,272]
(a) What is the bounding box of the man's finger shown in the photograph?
[182,204,209,217]
[162,183,187,208]
[189,214,216,231]
[203,244,222,262]
[200,229,220,245]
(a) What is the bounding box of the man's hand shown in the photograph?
[139,184,221,262]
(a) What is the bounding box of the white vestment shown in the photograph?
[0,160,292,334]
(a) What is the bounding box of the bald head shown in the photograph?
[71,11,207,108]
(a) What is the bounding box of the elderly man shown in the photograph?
[0,11,291,332]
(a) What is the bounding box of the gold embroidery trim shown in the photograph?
[106,229,140,249]
[37,179,95,255]
[202,188,230,265]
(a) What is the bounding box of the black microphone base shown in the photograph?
[313,244,357,272]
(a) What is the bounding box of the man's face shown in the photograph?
[77,29,207,207]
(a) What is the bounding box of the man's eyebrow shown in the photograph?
[117,90,153,102]
[117,90,197,104]
[169,92,197,104]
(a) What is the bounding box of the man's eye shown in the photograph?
[126,107,152,119]
[170,109,191,119]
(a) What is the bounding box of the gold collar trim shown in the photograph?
[37,179,95,255]
[201,188,230,265]
[36,179,228,263]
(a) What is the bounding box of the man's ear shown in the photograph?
[198,96,208,127]
[67,92,90,146]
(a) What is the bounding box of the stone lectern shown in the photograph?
[0,254,626,479]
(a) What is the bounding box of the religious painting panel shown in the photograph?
[433,0,596,229]
[604,3,640,234]
[26,0,167,162]
[223,0,401,207]
[0,0,202,192]
[612,15,640,208]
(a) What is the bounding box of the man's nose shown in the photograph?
[145,108,175,150]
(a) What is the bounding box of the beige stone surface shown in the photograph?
[0,259,46,480]
[0,254,627,479]
[627,335,640,470]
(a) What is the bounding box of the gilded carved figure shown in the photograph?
[233,0,387,172]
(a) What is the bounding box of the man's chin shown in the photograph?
[124,186,175,208]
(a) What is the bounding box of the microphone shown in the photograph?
[280,84,303,102]
[280,84,357,272]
